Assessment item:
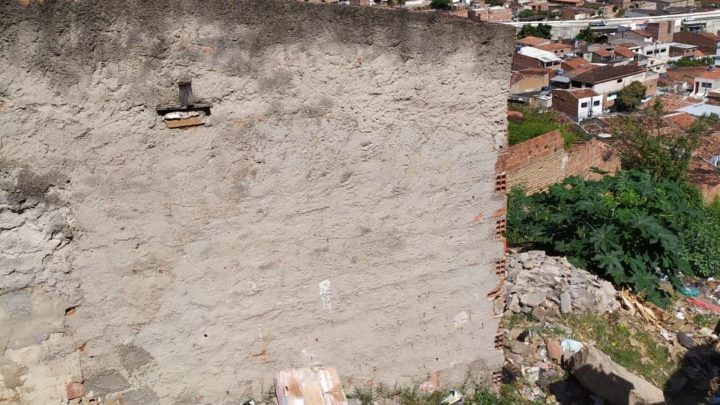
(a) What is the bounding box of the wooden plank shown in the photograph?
[274,368,347,405]
[179,81,194,107]
[155,103,212,114]
[165,116,204,128]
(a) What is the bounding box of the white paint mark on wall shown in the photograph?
[454,311,470,330]
[319,279,332,312]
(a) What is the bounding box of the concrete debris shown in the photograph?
[566,346,665,405]
[505,250,620,315]
[440,389,463,405]
[561,339,584,355]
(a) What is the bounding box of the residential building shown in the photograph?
[548,0,584,6]
[553,88,604,121]
[468,6,513,22]
[614,0,631,8]
[673,31,720,55]
[615,29,654,43]
[513,46,563,70]
[570,64,658,106]
[536,42,573,56]
[525,1,550,11]
[692,69,720,97]
[562,57,593,72]
[560,7,591,19]
[587,47,634,65]
[645,21,675,43]
[518,36,550,47]
[510,69,550,94]
[669,43,701,59]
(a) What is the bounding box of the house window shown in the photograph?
[581,102,588,108]
[646,51,652,55]
[702,82,713,88]
[593,100,600,106]
[617,79,622,83]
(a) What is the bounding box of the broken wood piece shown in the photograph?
[274,368,348,405]
[165,116,204,128]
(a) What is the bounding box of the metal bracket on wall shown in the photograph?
[156,80,213,128]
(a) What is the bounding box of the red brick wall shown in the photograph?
[566,139,621,180]
[496,130,566,193]
[497,131,620,193]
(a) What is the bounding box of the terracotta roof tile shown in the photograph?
[664,112,697,130]
[565,88,599,98]
[594,49,613,57]
[700,70,720,80]
[562,57,591,70]
[518,36,548,46]
[631,30,653,38]
[640,94,697,113]
[572,64,646,84]
[537,42,571,52]
[614,46,636,59]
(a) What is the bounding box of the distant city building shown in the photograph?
[468,6,513,22]
[513,46,563,70]
[692,68,720,97]
[511,69,551,94]
[674,31,720,56]
[548,0,584,6]
[645,21,675,43]
[569,64,658,107]
[553,88,603,122]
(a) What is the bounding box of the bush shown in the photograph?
[615,81,646,112]
[614,99,701,181]
[430,0,451,9]
[507,170,720,306]
[674,56,715,67]
[508,109,585,148]
[517,23,552,39]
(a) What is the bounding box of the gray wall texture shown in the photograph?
[0,1,514,403]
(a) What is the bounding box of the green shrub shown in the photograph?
[507,170,720,306]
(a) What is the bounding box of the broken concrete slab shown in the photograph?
[566,346,665,405]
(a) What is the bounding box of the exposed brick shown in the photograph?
[66,382,85,400]
[504,131,619,193]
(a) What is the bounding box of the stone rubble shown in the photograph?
[505,250,620,316]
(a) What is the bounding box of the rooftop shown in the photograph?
[563,88,599,99]
[518,36,549,47]
[664,112,697,130]
[562,57,592,70]
[537,42,571,52]
[614,46,636,59]
[631,30,653,39]
[571,64,646,84]
[699,70,720,80]
[594,48,613,57]
[678,103,720,117]
[518,46,562,63]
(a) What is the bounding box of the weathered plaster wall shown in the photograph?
[0,1,514,403]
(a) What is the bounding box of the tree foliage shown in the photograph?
[576,27,596,43]
[614,99,702,181]
[430,0,451,9]
[508,171,720,306]
[615,81,646,112]
[674,56,715,67]
[517,23,552,39]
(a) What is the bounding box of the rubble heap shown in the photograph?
[505,250,620,316]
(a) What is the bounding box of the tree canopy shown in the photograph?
[430,0,451,9]
[615,81,646,112]
[517,23,552,39]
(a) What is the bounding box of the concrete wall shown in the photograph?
[0,1,514,403]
